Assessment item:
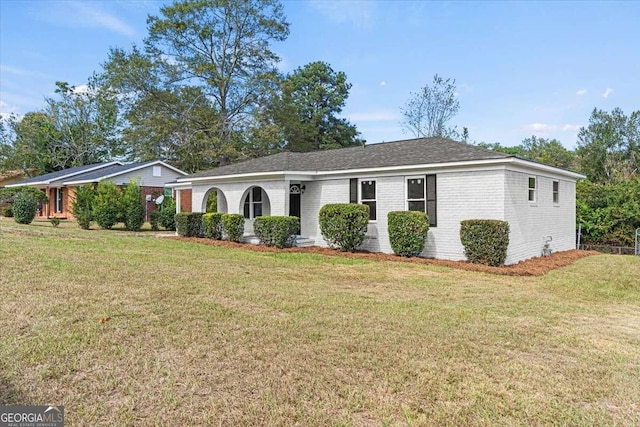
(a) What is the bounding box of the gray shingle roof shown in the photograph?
[62,161,157,183]
[9,162,119,186]
[187,137,511,179]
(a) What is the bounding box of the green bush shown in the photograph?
[12,192,37,224]
[123,179,145,231]
[253,216,300,248]
[221,213,245,243]
[319,203,369,252]
[50,217,61,228]
[460,219,510,267]
[203,212,224,239]
[0,187,48,204]
[71,185,95,230]
[150,210,161,231]
[175,212,203,237]
[388,211,430,257]
[93,180,123,230]
[159,198,176,231]
[1,204,13,217]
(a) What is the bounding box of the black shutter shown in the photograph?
[426,174,437,227]
[349,178,358,203]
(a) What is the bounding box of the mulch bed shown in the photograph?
[169,236,600,276]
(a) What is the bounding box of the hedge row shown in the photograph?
[176,212,246,242]
[203,212,224,239]
[319,203,369,252]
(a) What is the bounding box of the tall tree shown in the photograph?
[270,61,363,152]
[101,0,289,170]
[401,74,460,139]
[520,136,576,169]
[576,108,640,183]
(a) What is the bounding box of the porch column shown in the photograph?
[175,189,181,214]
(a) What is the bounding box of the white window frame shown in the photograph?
[359,179,377,222]
[528,176,537,203]
[243,187,263,219]
[552,180,559,204]
[55,188,63,213]
[406,175,426,212]
[152,166,162,177]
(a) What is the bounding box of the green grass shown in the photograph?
[1,218,639,426]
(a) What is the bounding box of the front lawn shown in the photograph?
[1,219,639,425]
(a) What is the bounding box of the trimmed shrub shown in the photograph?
[13,192,37,224]
[253,216,300,248]
[460,219,510,267]
[50,217,61,227]
[203,212,224,239]
[221,213,245,243]
[159,198,176,231]
[319,203,369,252]
[150,210,161,231]
[175,212,203,237]
[93,180,123,230]
[71,184,95,230]
[388,211,430,257]
[123,179,145,231]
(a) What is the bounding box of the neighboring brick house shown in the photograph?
[169,137,585,265]
[7,161,187,220]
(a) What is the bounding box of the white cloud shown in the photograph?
[576,89,587,96]
[72,84,90,94]
[523,123,583,135]
[561,124,581,132]
[345,111,399,122]
[35,1,136,37]
[309,0,375,30]
[379,81,386,87]
[602,88,614,98]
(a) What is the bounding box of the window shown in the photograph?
[243,187,263,219]
[55,188,63,213]
[528,177,536,202]
[407,175,437,227]
[553,181,559,204]
[360,180,376,221]
[153,166,162,177]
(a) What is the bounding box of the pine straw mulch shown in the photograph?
[168,236,600,277]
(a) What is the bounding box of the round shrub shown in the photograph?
[319,203,369,252]
[203,212,224,239]
[253,216,300,248]
[159,198,176,231]
[221,213,245,242]
[388,211,430,257]
[93,181,123,230]
[13,192,37,224]
[175,212,203,237]
[460,219,510,267]
[71,184,95,230]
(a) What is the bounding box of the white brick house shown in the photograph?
[169,138,584,265]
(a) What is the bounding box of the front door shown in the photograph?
[289,184,301,234]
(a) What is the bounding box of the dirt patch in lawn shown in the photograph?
[169,236,599,276]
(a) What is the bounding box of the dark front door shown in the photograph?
[289,186,301,218]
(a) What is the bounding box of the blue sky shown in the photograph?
[1,1,638,149]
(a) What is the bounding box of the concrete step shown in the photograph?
[294,237,315,247]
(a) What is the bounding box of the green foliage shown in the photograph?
[577,178,640,246]
[12,192,37,224]
[221,213,245,243]
[387,211,430,257]
[122,179,145,231]
[477,137,577,169]
[93,180,123,230]
[319,203,369,252]
[460,220,510,267]
[71,185,95,230]
[150,210,161,231]
[253,216,300,248]
[205,191,218,213]
[577,108,640,183]
[50,217,61,227]
[159,198,176,231]
[1,204,13,217]
[401,74,460,138]
[202,212,224,239]
[270,61,363,151]
[175,212,203,237]
[0,186,48,204]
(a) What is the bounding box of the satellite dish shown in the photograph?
[155,195,165,205]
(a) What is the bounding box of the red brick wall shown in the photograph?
[178,189,192,212]
[141,186,166,222]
